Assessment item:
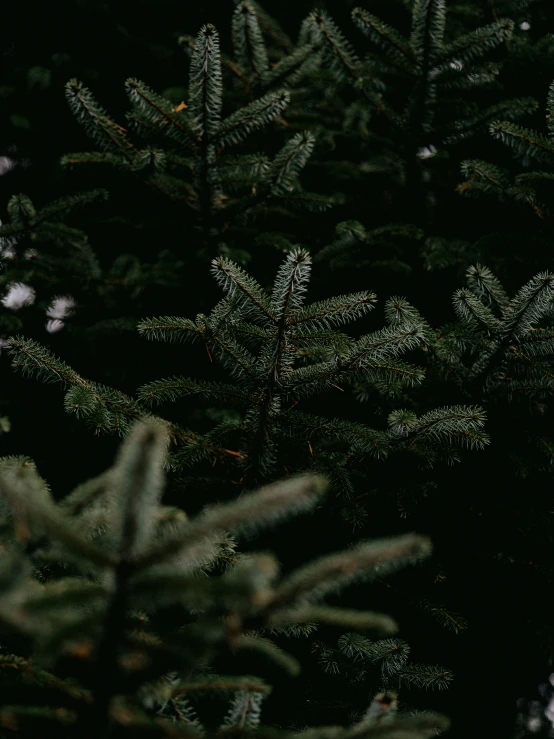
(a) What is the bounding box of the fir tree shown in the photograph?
[3,250,490,710]
[5,249,489,492]
[297,3,537,225]
[61,17,332,259]
[458,78,554,220]
[228,0,319,94]
[350,263,554,477]
[3,2,554,737]
[0,418,448,739]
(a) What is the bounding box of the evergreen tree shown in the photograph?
[3,250,492,720]
[2,1,554,737]
[0,418,447,739]
[61,16,332,261]
[297,2,536,226]
[458,79,554,220]
[4,249,489,491]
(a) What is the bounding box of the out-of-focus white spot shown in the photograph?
[0,244,16,258]
[449,59,463,70]
[0,157,16,176]
[527,717,542,732]
[24,248,38,259]
[1,282,35,310]
[417,145,437,159]
[46,295,76,319]
[46,318,64,333]
[520,21,531,31]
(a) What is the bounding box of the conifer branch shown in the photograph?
[457,79,554,215]
[211,257,276,324]
[267,131,316,196]
[84,422,168,737]
[0,463,115,568]
[271,248,312,323]
[125,78,198,151]
[266,535,432,609]
[466,264,510,311]
[65,80,138,163]
[232,2,270,87]
[308,10,363,84]
[187,25,223,247]
[281,410,391,459]
[39,189,109,219]
[265,43,321,89]
[352,9,418,73]
[453,288,503,331]
[490,120,554,164]
[135,474,326,571]
[288,292,377,329]
[269,606,397,634]
[396,406,490,452]
[503,271,554,339]
[137,317,204,344]
[137,377,255,408]
[444,98,538,144]
[434,19,514,72]
[410,0,446,67]
[6,337,143,436]
[188,25,223,139]
[398,663,453,691]
[60,152,127,168]
[214,91,290,147]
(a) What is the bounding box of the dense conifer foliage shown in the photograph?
[2,1,554,738]
[0,419,447,737]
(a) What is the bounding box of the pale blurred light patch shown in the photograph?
[0,157,16,176]
[527,717,542,732]
[1,282,35,310]
[46,318,65,333]
[46,295,76,319]
[520,21,531,30]
[417,145,437,159]
[0,244,17,259]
